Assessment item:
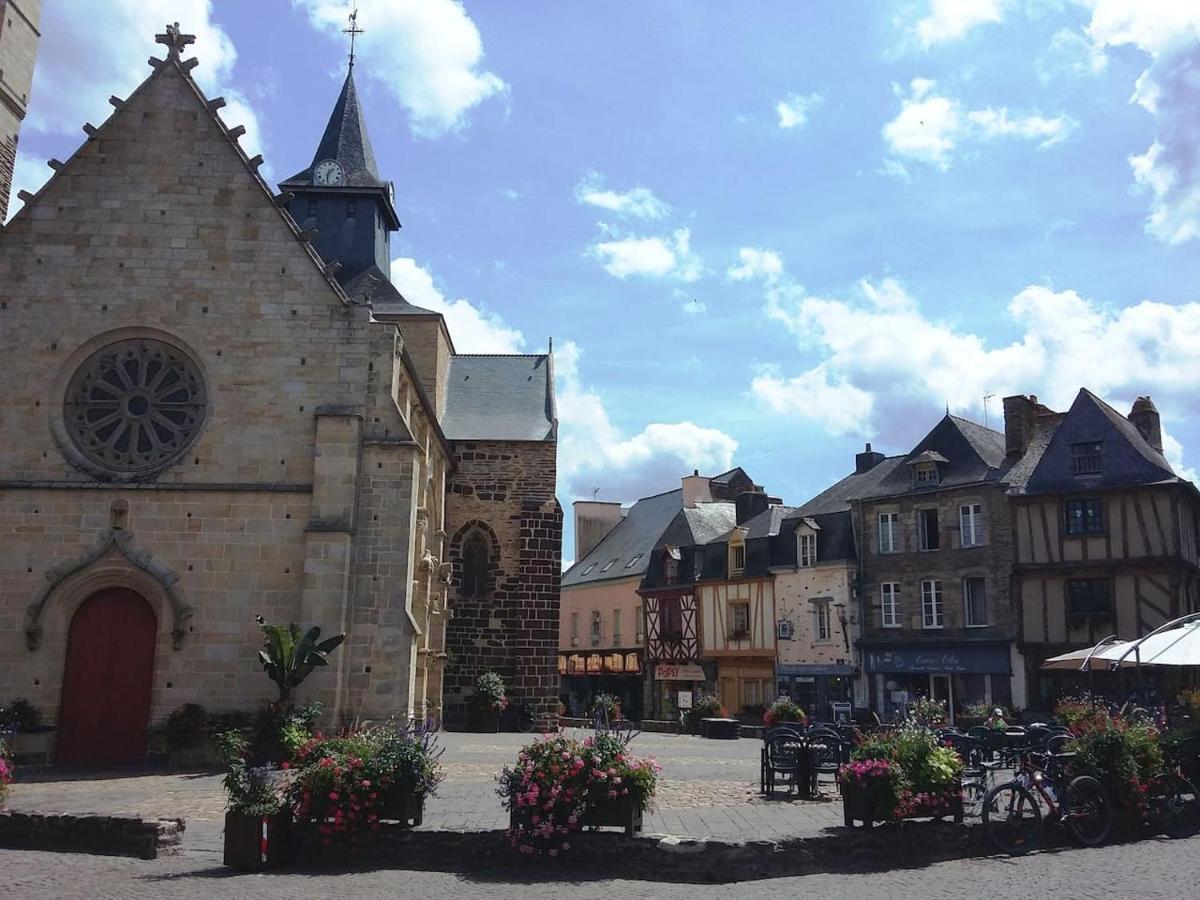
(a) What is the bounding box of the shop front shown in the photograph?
[648,662,708,721]
[559,650,644,720]
[776,663,854,722]
[864,642,1013,723]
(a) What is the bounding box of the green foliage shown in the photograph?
[0,698,41,733]
[905,697,948,727]
[214,729,284,816]
[1067,714,1164,814]
[763,696,806,727]
[590,693,621,722]
[1054,693,1110,731]
[848,723,964,818]
[166,703,209,750]
[1178,688,1200,721]
[473,671,507,711]
[685,693,723,731]
[255,617,345,706]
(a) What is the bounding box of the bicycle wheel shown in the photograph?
[962,779,987,817]
[1157,774,1200,839]
[517,710,535,734]
[982,782,1041,855]
[1063,775,1112,847]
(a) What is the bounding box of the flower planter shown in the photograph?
[842,781,963,829]
[378,782,425,827]
[580,794,643,836]
[467,707,500,733]
[223,810,292,870]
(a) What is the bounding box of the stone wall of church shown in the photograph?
[444,440,561,729]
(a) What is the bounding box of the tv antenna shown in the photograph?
[982,393,996,429]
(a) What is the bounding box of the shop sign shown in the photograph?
[654,663,704,681]
[865,644,1010,674]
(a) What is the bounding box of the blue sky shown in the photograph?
[12,1,1200,563]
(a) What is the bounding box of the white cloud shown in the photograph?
[26,1,267,166]
[775,92,823,130]
[1037,28,1108,83]
[555,340,738,500]
[674,288,707,315]
[727,247,784,283]
[1075,2,1200,243]
[294,0,506,137]
[1162,428,1199,484]
[883,78,1075,169]
[389,257,524,353]
[916,0,1007,47]
[734,249,1200,442]
[4,149,49,222]
[574,174,669,220]
[590,227,703,282]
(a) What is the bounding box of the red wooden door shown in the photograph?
[57,588,157,766]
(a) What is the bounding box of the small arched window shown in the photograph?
[460,529,490,597]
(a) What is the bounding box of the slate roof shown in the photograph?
[281,71,387,189]
[794,456,906,515]
[864,415,1010,500]
[348,265,436,314]
[441,355,555,442]
[561,488,683,588]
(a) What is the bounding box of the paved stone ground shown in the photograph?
[7,730,844,854]
[3,835,1197,898]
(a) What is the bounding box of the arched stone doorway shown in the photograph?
[57,588,157,766]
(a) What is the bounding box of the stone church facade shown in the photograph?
[0,26,560,764]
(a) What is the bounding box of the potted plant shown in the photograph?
[288,722,443,851]
[905,697,949,728]
[840,723,963,828]
[685,692,723,734]
[215,730,291,870]
[1063,706,1163,822]
[498,728,660,855]
[763,697,806,729]
[469,671,507,732]
[590,693,621,726]
[253,618,344,761]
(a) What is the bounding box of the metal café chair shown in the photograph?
[763,731,807,799]
[805,726,845,797]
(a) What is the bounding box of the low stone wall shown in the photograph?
[0,812,185,859]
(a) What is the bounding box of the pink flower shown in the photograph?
[329,791,339,801]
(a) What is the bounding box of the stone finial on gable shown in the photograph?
[155,22,196,60]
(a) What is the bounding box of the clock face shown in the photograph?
[313,159,345,186]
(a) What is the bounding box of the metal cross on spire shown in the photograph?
[344,6,364,70]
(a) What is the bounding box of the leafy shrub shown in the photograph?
[1055,693,1110,731]
[845,723,963,819]
[590,693,621,723]
[1067,714,1163,815]
[214,730,284,816]
[288,722,443,847]
[166,703,209,750]
[498,729,659,856]
[763,696,806,728]
[685,693,723,731]
[905,697,948,727]
[0,699,40,733]
[473,672,507,712]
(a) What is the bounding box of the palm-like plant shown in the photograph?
[255,617,345,707]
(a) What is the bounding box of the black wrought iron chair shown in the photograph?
[806,726,845,796]
[763,731,807,799]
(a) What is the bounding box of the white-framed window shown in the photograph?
[964,577,987,627]
[798,532,817,567]
[960,503,986,547]
[878,512,899,553]
[881,582,901,628]
[815,602,831,641]
[612,608,622,644]
[730,541,746,575]
[914,463,939,485]
[921,580,944,629]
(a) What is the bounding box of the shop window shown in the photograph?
[1065,498,1104,535]
[1068,578,1111,617]
[918,508,940,551]
[460,529,490,597]
[964,577,987,627]
[921,579,943,628]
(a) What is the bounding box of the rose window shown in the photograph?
[64,339,207,473]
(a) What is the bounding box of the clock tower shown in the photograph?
[279,69,400,285]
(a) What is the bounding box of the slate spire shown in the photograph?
[305,69,384,188]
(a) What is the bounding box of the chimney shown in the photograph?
[1003,394,1038,457]
[855,442,885,474]
[735,490,769,525]
[572,500,624,562]
[681,470,712,509]
[1128,396,1163,452]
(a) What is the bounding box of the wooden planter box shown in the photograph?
[223,810,292,870]
[508,795,644,837]
[378,783,425,827]
[842,782,963,829]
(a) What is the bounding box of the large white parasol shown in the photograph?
[1041,614,1200,671]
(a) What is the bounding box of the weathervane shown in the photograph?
[344,5,364,70]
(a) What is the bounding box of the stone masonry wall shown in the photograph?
[444,440,561,729]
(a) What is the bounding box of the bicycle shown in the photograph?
[982,748,1112,854]
[499,698,535,733]
[1145,743,1200,839]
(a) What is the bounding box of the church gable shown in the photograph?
[0,51,372,486]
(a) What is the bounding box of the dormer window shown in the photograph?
[913,463,939,484]
[1071,441,1104,475]
[662,546,681,584]
[798,531,816,567]
[729,535,746,576]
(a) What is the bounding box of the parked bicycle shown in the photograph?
[1144,741,1200,839]
[982,747,1112,854]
